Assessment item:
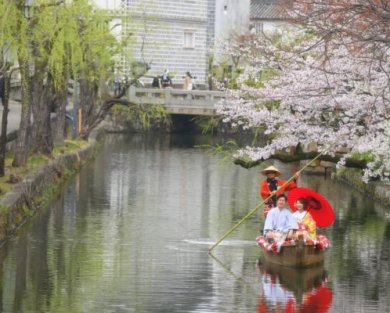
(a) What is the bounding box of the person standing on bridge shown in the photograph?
[152,76,160,88]
[161,69,172,88]
[183,71,193,91]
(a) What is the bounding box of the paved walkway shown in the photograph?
[1,100,76,136]
[0,100,22,134]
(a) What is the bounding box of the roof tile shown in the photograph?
[250,0,285,20]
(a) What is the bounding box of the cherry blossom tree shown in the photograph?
[217,1,390,182]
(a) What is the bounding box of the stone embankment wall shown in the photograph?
[299,144,390,206]
[301,151,390,208]
[334,169,390,208]
[0,124,106,245]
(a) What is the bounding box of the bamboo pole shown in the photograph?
[208,252,256,294]
[208,150,326,253]
[78,108,82,134]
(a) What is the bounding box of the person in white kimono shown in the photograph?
[263,194,298,252]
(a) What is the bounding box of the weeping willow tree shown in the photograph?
[0,0,161,171]
[0,1,28,171]
[29,1,123,156]
[0,1,11,177]
[2,0,123,167]
[65,1,122,137]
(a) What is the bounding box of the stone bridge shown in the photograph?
[127,87,226,116]
[10,83,226,117]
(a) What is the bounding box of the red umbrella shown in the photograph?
[287,188,335,227]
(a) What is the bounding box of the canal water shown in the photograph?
[0,134,389,313]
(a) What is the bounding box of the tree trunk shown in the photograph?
[52,87,67,145]
[0,72,10,176]
[31,73,53,155]
[52,61,70,145]
[12,61,31,167]
[79,78,96,131]
[233,147,367,169]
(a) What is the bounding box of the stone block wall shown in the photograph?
[335,169,390,207]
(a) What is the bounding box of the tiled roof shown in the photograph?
[250,0,285,20]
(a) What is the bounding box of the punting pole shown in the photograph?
[208,252,256,294]
[208,150,326,253]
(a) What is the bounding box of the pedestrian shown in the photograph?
[161,69,172,88]
[183,71,193,90]
[152,76,160,88]
[113,70,121,96]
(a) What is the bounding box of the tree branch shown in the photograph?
[233,149,367,169]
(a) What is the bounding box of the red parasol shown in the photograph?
[287,188,335,228]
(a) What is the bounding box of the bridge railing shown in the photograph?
[128,87,226,108]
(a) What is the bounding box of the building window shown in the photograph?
[184,31,195,49]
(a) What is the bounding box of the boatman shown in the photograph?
[259,165,299,217]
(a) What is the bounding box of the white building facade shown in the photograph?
[121,0,211,86]
[214,0,250,45]
[94,0,256,87]
[94,0,121,10]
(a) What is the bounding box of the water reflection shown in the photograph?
[0,134,389,312]
[257,261,332,313]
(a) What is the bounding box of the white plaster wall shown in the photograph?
[263,21,288,34]
[92,0,212,86]
[129,18,208,85]
[94,0,121,10]
[213,0,250,63]
[125,0,209,85]
[253,20,296,37]
[214,0,250,44]
[127,0,208,21]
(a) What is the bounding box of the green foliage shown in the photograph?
[37,1,118,90]
[0,3,28,77]
[350,151,375,163]
[26,154,49,169]
[111,103,171,130]
[192,116,222,135]
[0,0,133,168]
[0,204,9,213]
[197,140,239,164]
[261,99,280,110]
[53,139,88,155]
[0,0,124,94]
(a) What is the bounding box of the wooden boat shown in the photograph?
[262,238,325,268]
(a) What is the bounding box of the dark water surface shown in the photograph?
[0,134,389,313]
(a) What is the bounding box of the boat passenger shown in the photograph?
[263,195,298,252]
[259,166,299,217]
[292,198,316,240]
